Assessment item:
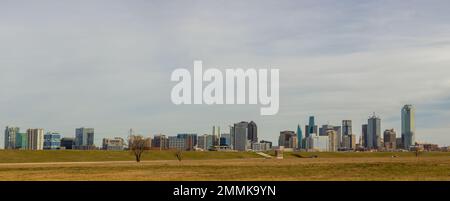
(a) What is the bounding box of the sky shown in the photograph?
[1,0,450,147]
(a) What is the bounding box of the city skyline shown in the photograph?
[1,1,450,147]
[3,104,445,148]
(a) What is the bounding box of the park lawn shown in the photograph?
[0,150,262,163]
[0,156,449,181]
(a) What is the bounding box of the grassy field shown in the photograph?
[0,150,260,163]
[0,150,449,181]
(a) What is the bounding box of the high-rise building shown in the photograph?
[278,131,297,149]
[4,126,19,149]
[342,134,356,150]
[74,127,95,150]
[305,133,329,152]
[342,120,352,135]
[248,121,258,143]
[168,136,186,150]
[362,124,368,148]
[152,134,169,150]
[198,134,214,150]
[305,116,317,138]
[402,104,416,149]
[319,124,335,136]
[27,128,44,150]
[384,129,397,150]
[212,126,221,146]
[297,124,303,149]
[44,132,61,150]
[102,137,125,150]
[233,121,249,151]
[367,114,381,149]
[15,132,27,150]
[177,133,197,151]
[326,130,338,152]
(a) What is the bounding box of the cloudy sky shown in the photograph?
[1,0,450,147]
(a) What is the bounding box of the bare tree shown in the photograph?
[176,150,183,162]
[128,135,146,162]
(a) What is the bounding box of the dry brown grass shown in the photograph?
[0,156,449,181]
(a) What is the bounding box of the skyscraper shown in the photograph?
[367,114,381,149]
[212,126,221,146]
[384,129,397,150]
[308,116,315,135]
[297,124,303,149]
[74,127,95,150]
[27,128,44,150]
[248,121,258,143]
[402,104,416,149]
[4,126,19,149]
[278,130,297,149]
[342,120,352,135]
[233,121,249,151]
[362,124,368,148]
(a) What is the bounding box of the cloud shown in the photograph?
[1,0,450,147]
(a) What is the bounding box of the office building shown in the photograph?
[233,121,250,151]
[43,132,61,150]
[248,121,258,143]
[278,130,297,149]
[4,126,19,149]
[198,134,213,150]
[152,134,169,150]
[212,126,221,146]
[297,124,303,149]
[342,120,352,135]
[362,124,368,148]
[402,104,416,149]
[305,116,318,138]
[15,132,27,150]
[260,140,273,149]
[342,134,356,150]
[177,133,197,151]
[102,137,125,150]
[60,137,75,149]
[169,136,186,150]
[220,133,231,146]
[27,128,44,150]
[327,130,338,152]
[74,127,95,150]
[305,133,329,152]
[384,129,397,150]
[251,142,271,151]
[367,114,381,149]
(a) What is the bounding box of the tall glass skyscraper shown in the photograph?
[308,116,315,134]
[297,124,303,149]
[4,126,19,149]
[367,114,381,149]
[402,104,416,149]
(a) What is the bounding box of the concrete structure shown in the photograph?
[15,132,27,150]
[342,134,356,150]
[367,114,381,149]
[384,129,397,150]
[102,137,125,150]
[27,128,44,150]
[43,132,61,150]
[152,134,169,150]
[297,124,303,149]
[402,104,416,149]
[198,134,213,150]
[74,127,95,150]
[362,124,368,148]
[326,130,338,152]
[212,126,220,146]
[169,136,185,150]
[248,121,258,143]
[60,137,74,149]
[278,130,297,149]
[233,121,250,151]
[4,126,19,149]
[305,133,329,152]
[342,120,352,135]
[251,142,271,151]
